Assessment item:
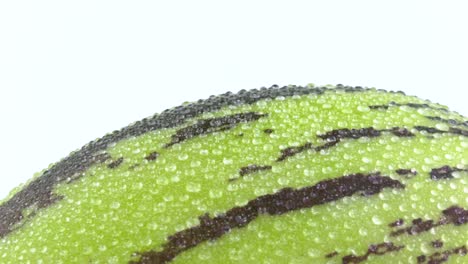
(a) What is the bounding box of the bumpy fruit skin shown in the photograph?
[0,85,467,264]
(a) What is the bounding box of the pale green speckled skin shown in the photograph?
[0,85,467,263]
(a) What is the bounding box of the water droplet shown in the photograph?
[186,182,201,193]
[435,123,449,131]
[382,203,390,211]
[179,194,190,202]
[303,169,315,177]
[372,215,383,225]
[410,194,421,201]
[263,144,273,151]
[273,221,286,231]
[110,202,120,209]
[357,105,370,112]
[252,138,262,145]
[91,199,102,205]
[190,160,201,167]
[358,227,368,236]
[147,222,158,230]
[163,195,174,202]
[143,238,153,246]
[156,177,169,185]
[171,175,180,183]
[133,182,144,189]
[449,195,459,203]
[277,177,290,185]
[198,250,212,260]
[83,247,93,255]
[307,249,320,257]
[209,189,223,199]
[178,153,188,160]
[275,249,285,256]
[165,164,177,172]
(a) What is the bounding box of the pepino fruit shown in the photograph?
[0,85,467,263]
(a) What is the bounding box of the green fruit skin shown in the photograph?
[0,85,467,264]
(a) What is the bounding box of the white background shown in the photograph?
[0,1,467,199]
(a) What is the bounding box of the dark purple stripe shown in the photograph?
[390,205,468,237]
[130,173,404,264]
[164,112,268,148]
[277,127,414,162]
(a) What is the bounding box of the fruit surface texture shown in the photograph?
[0,85,467,264]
